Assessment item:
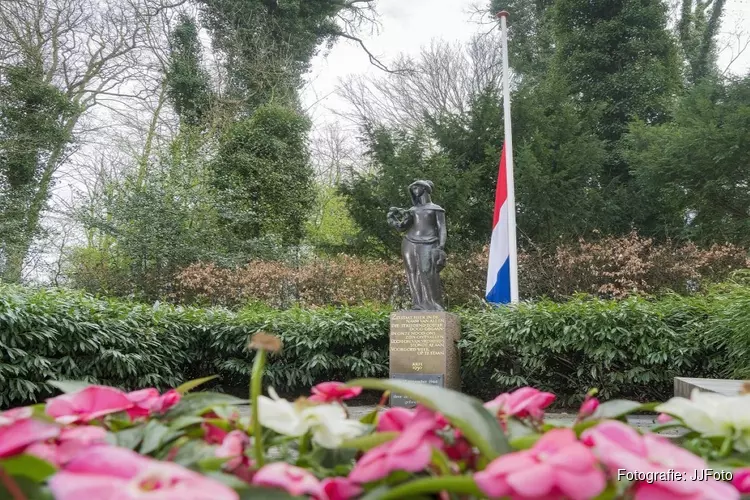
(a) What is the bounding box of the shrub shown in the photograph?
[460,293,725,405]
[173,232,747,308]
[0,285,198,407]
[2,283,748,409]
[209,306,390,395]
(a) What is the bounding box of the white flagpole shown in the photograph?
[498,11,519,303]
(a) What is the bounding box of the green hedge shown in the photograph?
[1,283,745,409]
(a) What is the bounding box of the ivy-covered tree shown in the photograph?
[0,65,77,283]
[198,0,381,112]
[165,15,213,127]
[678,0,728,84]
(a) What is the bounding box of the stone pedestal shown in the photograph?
[389,311,461,408]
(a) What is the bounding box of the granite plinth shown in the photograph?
[389,311,460,408]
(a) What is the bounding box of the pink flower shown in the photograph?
[26,425,108,466]
[46,385,133,424]
[126,388,160,420]
[474,428,606,500]
[444,429,476,466]
[376,407,414,432]
[349,407,444,483]
[48,445,238,500]
[485,387,555,422]
[0,406,33,425]
[578,395,600,419]
[0,417,60,458]
[309,382,363,403]
[582,420,739,499]
[152,389,181,413]
[732,468,750,493]
[252,462,321,497]
[203,422,228,444]
[215,430,254,483]
[375,405,448,433]
[656,413,673,424]
[318,477,362,500]
[127,388,182,420]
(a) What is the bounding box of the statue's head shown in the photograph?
[409,180,433,205]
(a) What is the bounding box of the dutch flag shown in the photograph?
[485,143,512,304]
[486,10,518,305]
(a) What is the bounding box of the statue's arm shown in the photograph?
[437,211,447,249]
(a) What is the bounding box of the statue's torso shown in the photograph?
[406,204,443,243]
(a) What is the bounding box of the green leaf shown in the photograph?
[237,486,303,499]
[203,471,250,490]
[359,408,379,425]
[171,439,217,466]
[510,434,541,450]
[592,482,618,500]
[306,446,358,469]
[169,415,205,430]
[339,432,398,451]
[0,455,56,482]
[140,421,171,455]
[572,419,600,436]
[175,375,218,395]
[358,485,391,500]
[115,425,146,449]
[47,380,90,394]
[507,419,536,439]
[0,475,52,500]
[197,456,230,472]
[164,392,248,418]
[368,475,483,499]
[588,400,656,420]
[348,378,509,459]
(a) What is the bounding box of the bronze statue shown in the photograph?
[387,180,447,311]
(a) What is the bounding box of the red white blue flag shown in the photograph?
[485,142,512,303]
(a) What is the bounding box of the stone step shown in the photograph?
[674,377,746,398]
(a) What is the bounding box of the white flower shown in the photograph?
[256,387,308,437]
[656,389,750,451]
[257,388,368,448]
[299,404,368,448]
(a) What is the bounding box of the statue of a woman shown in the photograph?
[387,180,447,311]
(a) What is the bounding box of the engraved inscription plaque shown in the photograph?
[390,373,444,408]
[389,311,460,406]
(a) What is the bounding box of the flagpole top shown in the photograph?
[497,10,510,19]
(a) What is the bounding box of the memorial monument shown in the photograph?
[387,180,461,407]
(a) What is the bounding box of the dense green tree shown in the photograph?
[211,104,315,246]
[549,0,682,236]
[511,75,609,244]
[489,0,555,84]
[625,75,750,245]
[165,15,213,127]
[0,65,77,283]
[341,90,504,254]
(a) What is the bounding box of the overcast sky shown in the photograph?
[301,0,750,132]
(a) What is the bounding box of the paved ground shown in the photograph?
[249,405,682,436]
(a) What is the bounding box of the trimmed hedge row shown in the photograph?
[1,283,745,408]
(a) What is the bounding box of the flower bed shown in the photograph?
[1,333,750,499]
